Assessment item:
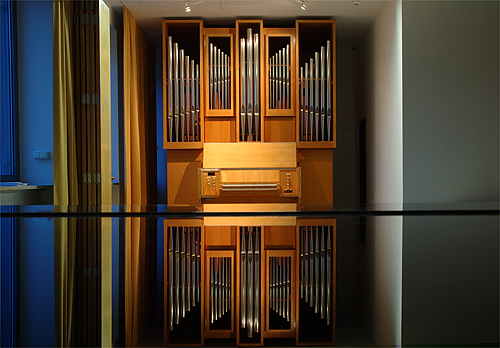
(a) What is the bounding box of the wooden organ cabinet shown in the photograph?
[163,19,336,346]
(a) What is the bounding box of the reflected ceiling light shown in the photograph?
[300,0,307,11]
[185,0,191,12]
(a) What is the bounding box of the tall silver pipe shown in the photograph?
[167,37,173,142]
[326,226,331,325]
[173,43,179,142]
[228,258,231,311]
[309,227,314,308]
[209,43,213,109]
[274,53,280,109]
[185,56,191,143]
[240,39,246,141]
[247,227,254,337]
[300,226,304,298]
[191,227,196,305]
[175,227,180,323]
[179,49,185,142]
[281,257,285,318]
[286,257,290,322]
[168,228,174,330]
[286,44,290,109]
[309,59,314,142]
[320,226,325,319]
[269,57,273,109]
[278,50,282,109]
[304,63,309,141]
[241,228,247,328]
[246,29,253,141]
[197,228,200,302]
[210,258,214,324]
[195,65,200,142]
[314,52,319,141]
[299,67,304,142]
[186,227,191,310]
[273,257,277,311]
[254,228,260,332]
[191,61,195,141]
[320,46,326,141]
[181,227,186,317]
[326,40,332,141]
[314,226,319,314]
[217,258,221,318]
[222,54,226,109]
[253,34,260,141]
[304,227,309,302]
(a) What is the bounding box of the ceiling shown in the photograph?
[105,0,389,48]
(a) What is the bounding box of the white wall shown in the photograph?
[355,1,402,346]
[357,1,402,207]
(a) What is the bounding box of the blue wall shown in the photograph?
[16,1,55,346]
[17,0,53,186]
[155,47,166,318]
[19,213,55,347]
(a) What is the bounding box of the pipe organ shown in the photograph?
[163,19,336,346]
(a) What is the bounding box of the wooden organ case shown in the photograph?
[163,19,336,346]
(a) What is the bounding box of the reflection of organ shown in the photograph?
[270,256,291,321]
[240,227,261,337]
[167,227,201,330]
[163,218,336,346]
[300,226,332,325]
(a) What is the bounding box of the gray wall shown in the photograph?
[402,216,499,345]
[403,0,499,203]
[402,1,499,345]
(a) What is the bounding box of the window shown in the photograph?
[0,0,18,181]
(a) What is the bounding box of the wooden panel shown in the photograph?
[203,203,297,227]
[205,226,236,248]
[203,203,297,213]
[220,169,279,183]
[164,219,203,228]
[264,117,296,142]
[203,142,296,169]
[204,118,236,143]
[98,2,112,346]
[264,226,296,249]
[167,150,202,208]
[204,216,296,227]
[298,149,333,206]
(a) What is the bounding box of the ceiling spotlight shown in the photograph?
[300,0,307,10]
[185,0,191,12]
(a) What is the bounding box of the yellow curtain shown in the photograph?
[123,7,157,347]
[53,0,78,346]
